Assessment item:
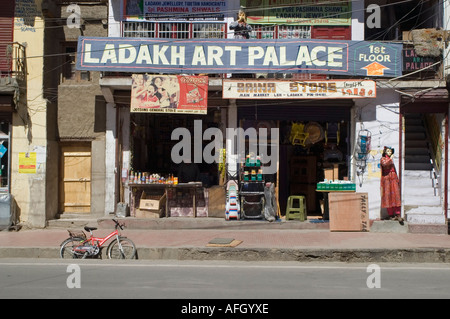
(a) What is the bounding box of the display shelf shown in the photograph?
[238,154,266,219]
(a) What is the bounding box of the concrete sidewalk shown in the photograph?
[1,217,450,262]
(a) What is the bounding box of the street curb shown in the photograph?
[2,247,450,263]
[137,247,450,263]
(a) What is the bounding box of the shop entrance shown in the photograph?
[238,102,351,218]
[128,109,222,218]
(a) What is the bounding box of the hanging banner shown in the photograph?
[222,79,376,99]
[130,74,208,114]
[77,37,403,77]
[243,0,352,25]
[124,0,228,20]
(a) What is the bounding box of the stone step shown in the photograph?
[405,206,445,224]
[405,132,427,140]
[405,148,430,156]
[405,162,433,170]
[370,220,408,233]
[403,170,435,178]
[405,154,431,163]
[405,140,428,148]
[403,196,440,207]
[405,125,426,132]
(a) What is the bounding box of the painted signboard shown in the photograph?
[243,0,352,25]
[77,37,403,77]
[124,0,228,20]
[222,79,376,99]
[403,48,439,72]
[131,74,208,114]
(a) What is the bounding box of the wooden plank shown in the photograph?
[64,203,90,207]
[63,152,91,157]
[63,178,91,182]
[207,185,225,218]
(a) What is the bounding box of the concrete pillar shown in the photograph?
[105,102,117,215]
[226,99,238,178]
[120,107,131,205]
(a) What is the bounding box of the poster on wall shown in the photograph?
[222,79,376,99]
[18,152,36,174]
[242,0,352,25]
[130,74,208,114]
[124,0,228,20]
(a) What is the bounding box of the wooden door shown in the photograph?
[60,144,91,214]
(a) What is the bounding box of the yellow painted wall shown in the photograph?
[13,0,48,227]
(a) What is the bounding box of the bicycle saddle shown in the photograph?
[84,226,97,232]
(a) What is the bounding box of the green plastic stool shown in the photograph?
[286,196,307,221]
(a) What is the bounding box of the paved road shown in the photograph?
[1,259,450,301]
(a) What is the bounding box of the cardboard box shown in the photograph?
[328,192,369,232]
[323,163,339,181]
[139,192,166,211]
[135,208,165,218]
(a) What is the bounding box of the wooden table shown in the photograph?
[129,182,203,217]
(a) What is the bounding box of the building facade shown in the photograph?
[0,0,108,228]
[0,0,58,228]
[91,0,450,232]
[3,0,449,232]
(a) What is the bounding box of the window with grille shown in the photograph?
[123,21,156,38]
[62,43,91,82]
[249,25,311,39]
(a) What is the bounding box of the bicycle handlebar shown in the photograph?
[112,219,124,230]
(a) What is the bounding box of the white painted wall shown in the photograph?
[353,89,401,220]
[351,0,365,41]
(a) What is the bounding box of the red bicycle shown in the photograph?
[59,219,136,259]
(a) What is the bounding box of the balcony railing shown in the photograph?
[122,21,311,40]
[123,21,226,39]
[0,42,27,80]
[249,25,311,39]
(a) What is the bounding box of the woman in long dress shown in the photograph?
[380,146,403,222]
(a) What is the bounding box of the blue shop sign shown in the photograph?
[77,37,402,77]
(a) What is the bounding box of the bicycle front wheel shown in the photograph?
[107,237,136,259]
[60,237,85,259]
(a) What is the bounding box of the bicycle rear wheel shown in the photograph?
[60,237,85,259]
[107,237,136,259]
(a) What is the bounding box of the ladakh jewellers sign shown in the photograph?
[77,37,402,77]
